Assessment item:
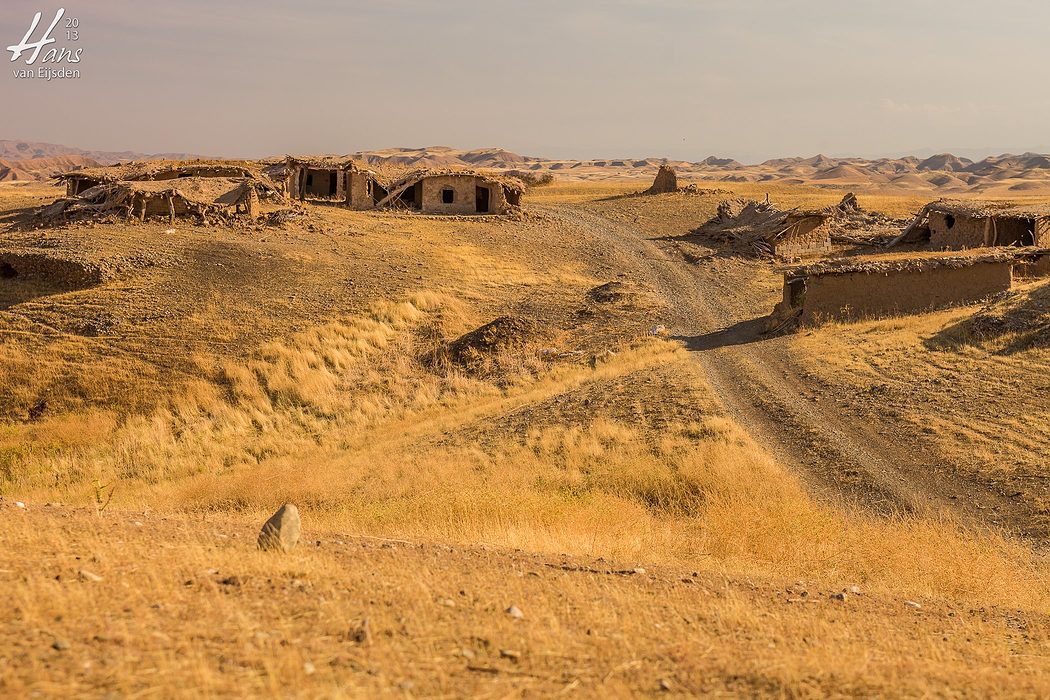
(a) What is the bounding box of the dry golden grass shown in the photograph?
[4,504,1049,698]
[2,182,1049,696]
[793,280,1050,527]
[4,295,1047,612]
[529,178,932,217]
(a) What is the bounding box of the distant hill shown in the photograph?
[344,147,1050,195]
[0,155,103,182]
[0,140,206,181]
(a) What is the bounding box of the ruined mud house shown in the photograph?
[696,199,831,258]
[375,169,524,215]
[894,200,1050,250]
[39,178,264,224]
[766,251,1027,329]
[57,160,282,199]
[284,156,387,209]
[646,165,678,194]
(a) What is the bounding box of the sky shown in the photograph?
[3,0,1050,163]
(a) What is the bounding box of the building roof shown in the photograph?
[57,159,266,182]
[55,160,285,201]
[782,248,1046,277]
[925,199,1050,219]
[37,177,262,223]
[284,155,377,173]
[76,178,258,206]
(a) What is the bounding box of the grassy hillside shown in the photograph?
[1,181,1048,696]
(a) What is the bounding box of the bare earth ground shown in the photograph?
[0,180,1048,696]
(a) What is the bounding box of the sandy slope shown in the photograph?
[0,155,102,182]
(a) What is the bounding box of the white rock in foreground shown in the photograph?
[258,503,301,552]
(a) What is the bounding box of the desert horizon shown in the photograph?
[10,138,1050,198]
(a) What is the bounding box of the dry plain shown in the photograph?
[0,177,1048,697]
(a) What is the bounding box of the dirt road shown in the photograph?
[537,204,1036,537]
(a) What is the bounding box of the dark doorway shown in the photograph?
[73,178,101,195]
[329,172,338,196]
[993,217,1036,246]
[442,188,455,204]
[395,182,422,209]
[475,186,490,213]
[945,213,955,229]
[786,277,806,306]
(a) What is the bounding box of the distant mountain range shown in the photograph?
[7,140,1050,195]
[0,140,204,182]
[354,146,1050,194]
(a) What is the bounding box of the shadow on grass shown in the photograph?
[923,284,1050,356]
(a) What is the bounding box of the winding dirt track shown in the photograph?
[540,204,1033,536]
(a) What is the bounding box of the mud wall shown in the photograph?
[419,176,509,214]
[1036,219,1050,246]
[1015,253,1050,279]
[794,262,1013,324]
[142,195,189,218]
[929,211,989,249]
[347,172,377,210]
[773,216,831,259]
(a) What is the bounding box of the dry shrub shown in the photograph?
[502,170,555,188]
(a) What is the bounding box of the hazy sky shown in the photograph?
[4,0,1049,162]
